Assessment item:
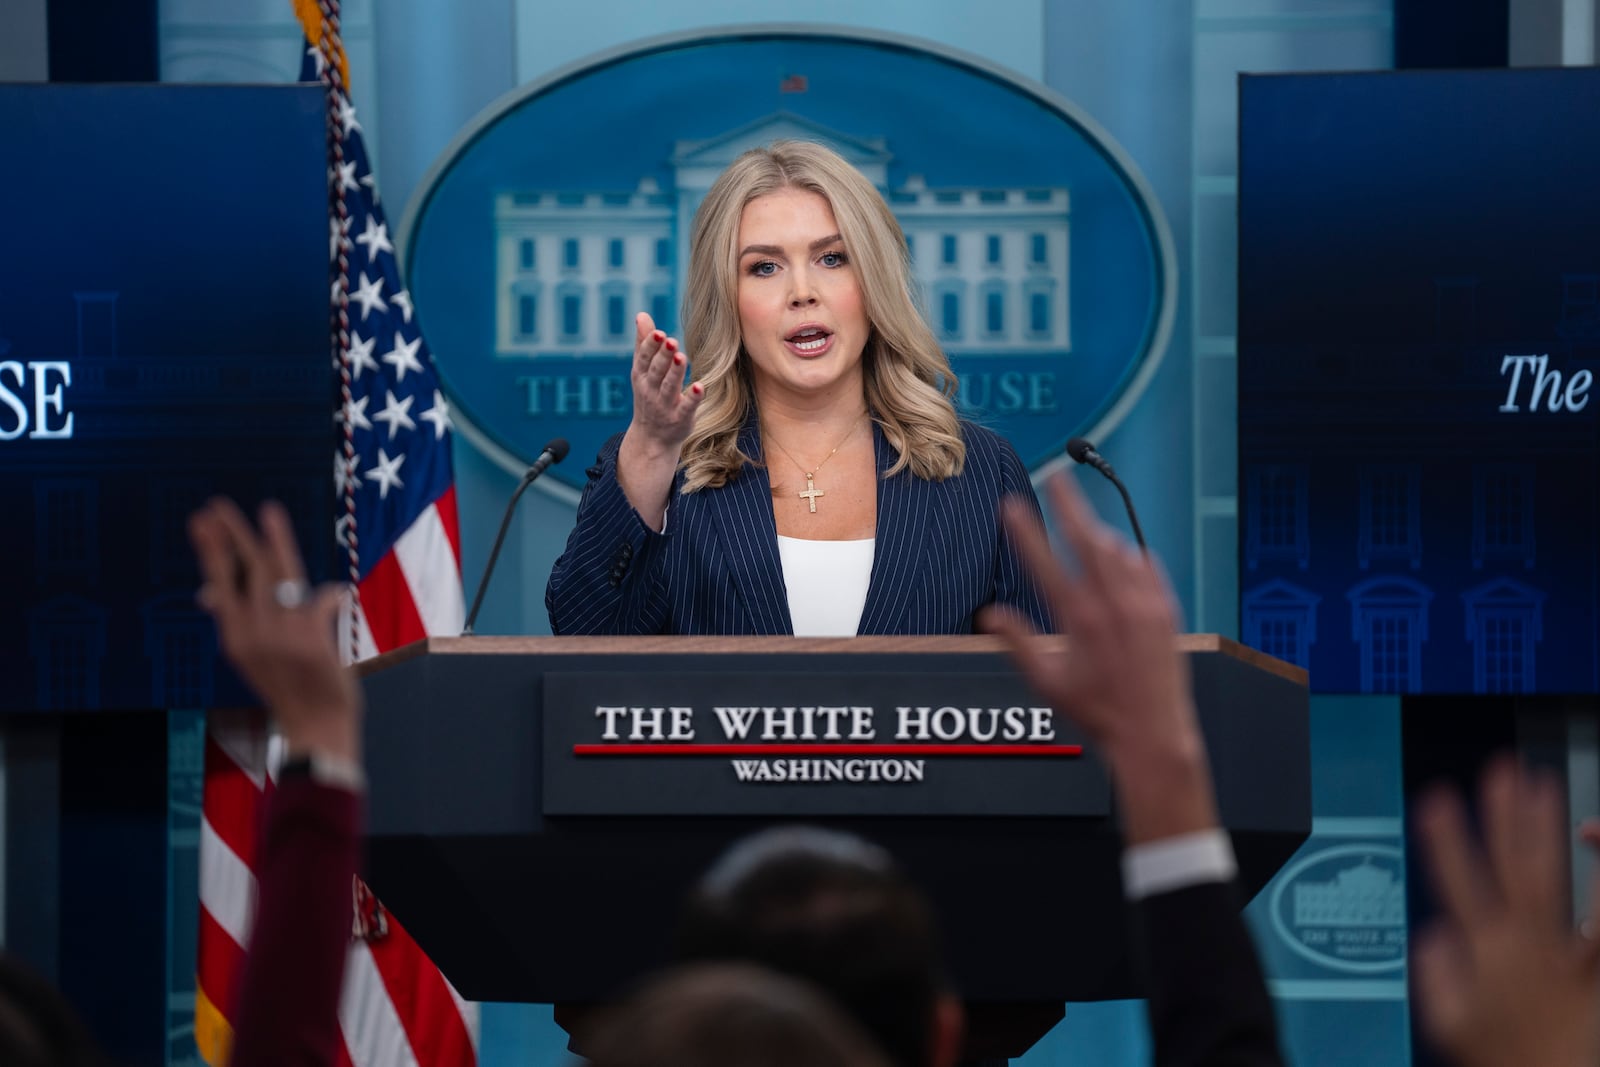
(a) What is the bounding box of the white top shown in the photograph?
[776,535,876,636]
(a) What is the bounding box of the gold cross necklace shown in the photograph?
[764,414,867,514]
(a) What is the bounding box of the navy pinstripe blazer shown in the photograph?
[545,416,1053,636]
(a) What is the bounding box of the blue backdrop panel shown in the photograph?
[1238,68,1600,696]
[0,83,332,712]
[402,31,1170,491]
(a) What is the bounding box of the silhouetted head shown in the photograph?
[583,961,890,1067]
[677,827,963,1067]
[0,953,106,1067]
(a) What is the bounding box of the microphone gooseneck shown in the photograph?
[1065,437,1147,551]
[462,437,570,635]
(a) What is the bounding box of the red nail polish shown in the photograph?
[665,338,678,351]
[673,354,684,365]
[653,331,664,342]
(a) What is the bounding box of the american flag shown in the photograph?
[194,3,476,1063]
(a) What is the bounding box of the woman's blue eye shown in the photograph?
[820,251,848,267]
[749,260,778,276]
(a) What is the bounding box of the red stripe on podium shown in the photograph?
[571,744,1083,757]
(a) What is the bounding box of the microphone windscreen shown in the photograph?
[1065,437,1095,464]
[546,437,571,463]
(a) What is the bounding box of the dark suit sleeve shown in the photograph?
[545,432,672,635]
[1132,880,1286,1067]
[230,778,361,1067]
[993,438,1056,633]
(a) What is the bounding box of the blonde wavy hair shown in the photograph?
[678,140,965,493]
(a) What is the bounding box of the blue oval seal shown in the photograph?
[1268,843,1408,974]
[400,26,1175,492]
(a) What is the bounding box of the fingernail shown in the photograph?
[665,338,677,351]
[691,383,703,395]
[673,354,684,365]
[653,331,664,342]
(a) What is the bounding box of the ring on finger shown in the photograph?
[273,579,311,610]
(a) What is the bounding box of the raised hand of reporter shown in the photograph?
[1413,757,1600,1067]
[984,472,1286,1067]
[980,472,1215,844]
[618,310,704,530]
[1577,818,1600,939]
[188,497,360,761]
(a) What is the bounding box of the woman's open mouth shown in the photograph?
[784,325,834,357]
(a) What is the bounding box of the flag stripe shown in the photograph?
[198,817,259,950]
[197,904,250,1026]
[358,548,429,651]
[340,942,425,1067]
[208,711,269,792]
[444,978,479,1050]
[435,485,462,565]
[365,916,479,1067]
[202,733,264,866]
[338,589,382,664]
[392,499,466,637]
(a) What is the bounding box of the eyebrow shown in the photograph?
[738,233,845,258]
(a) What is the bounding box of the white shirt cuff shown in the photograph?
[1122,828,1237,900]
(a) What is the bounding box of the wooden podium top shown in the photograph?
[359,632,1306,686]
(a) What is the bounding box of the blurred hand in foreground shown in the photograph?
[981,472,1214,844]
[1578,817,1600,937]
[188,498,361,761]
[1413,756,1600,1067]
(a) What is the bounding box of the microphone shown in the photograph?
[462,437,570,635]
[1065,437,1147,551]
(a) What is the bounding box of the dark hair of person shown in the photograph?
[676,827,948,1067]
[582,961,890,1067]
[0,953,107,1067]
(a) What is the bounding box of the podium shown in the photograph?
[358,634,1308,1059]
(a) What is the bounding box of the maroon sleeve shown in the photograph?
[229,777,361,1067]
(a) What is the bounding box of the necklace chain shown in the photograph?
[765,414,864,477]
[764,413,866,514]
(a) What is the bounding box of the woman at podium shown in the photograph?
[546,140,1051,637]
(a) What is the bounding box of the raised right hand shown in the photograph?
[982,472,1194,760]
[627,310,703,455]
[980,472,1216,844]
[188,498,361,761]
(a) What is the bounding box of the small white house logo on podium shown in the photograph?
[1269,844,1407,974]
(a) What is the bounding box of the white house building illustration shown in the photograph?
[1293,857,1406,928]
[494,113,1071,359]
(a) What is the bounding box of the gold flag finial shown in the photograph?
[291,0,351,91]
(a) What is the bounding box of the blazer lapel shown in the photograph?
[710,417,793,634]
[856,422,933,635]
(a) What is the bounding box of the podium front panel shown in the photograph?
[359,635,1308,1017]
